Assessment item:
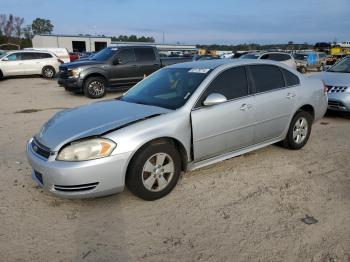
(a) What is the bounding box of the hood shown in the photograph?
[60,59,105,69]
[35,100,170,151]
[316,71,350,86]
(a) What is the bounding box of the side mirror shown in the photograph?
[113,58,121,65]
[203,93,227,106]
[2,57,8,61]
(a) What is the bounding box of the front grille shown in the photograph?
[58,66,69,79]
[327,86,348,93]
[328,100,346,109]
[34,171,43,185]
[54,182,99,192]
[32,139,52,159]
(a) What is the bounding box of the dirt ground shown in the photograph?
[0,77,349,262]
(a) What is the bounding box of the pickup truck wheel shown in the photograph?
[84,77,106,99]
[126,142,181,200]
[283,111,312,150]
[42,66,55,78]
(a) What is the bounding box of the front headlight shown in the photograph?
[57,138,116,161]
[70,67,83,78]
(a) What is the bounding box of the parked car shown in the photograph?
[314,56,350,112]
[69,52,80,62]
[326,54,348,66]
[0,50,62,79]
[294,52,327,73]
[25,48,70,63]
[240,52,297,69]
[337,41,350,48]
[27,59,327,200]
[58,46,192,98]
[193,55,220,61]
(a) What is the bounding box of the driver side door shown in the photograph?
[109,48,140,86]
[191,66,255,161]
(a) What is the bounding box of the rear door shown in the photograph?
[191,66,255,161]
[21,52,42,74]
[1,53,24,76]
[109,48,139,86]
[134,47,161,77]
[248,64,299,143]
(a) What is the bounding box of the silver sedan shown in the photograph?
[26,59,327,200]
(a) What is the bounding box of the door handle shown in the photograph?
[286,93,296,99]
[240,104,253,111]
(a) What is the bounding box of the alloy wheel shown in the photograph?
[292,117,308,144]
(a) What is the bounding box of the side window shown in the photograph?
[281,68,300,86]
[250,65,285,93]
[260,54,270,60]
[39,53,53,59]
[116,49,136,64]
[6,53,20,61]
[270,53,291,61]
[197,66,249,107]
[21,52,39,60]
[134,48,156,62]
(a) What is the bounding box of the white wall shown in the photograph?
[32,35,111,52]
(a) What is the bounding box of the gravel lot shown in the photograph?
[0,77,349,262]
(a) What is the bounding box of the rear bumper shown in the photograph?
[58,77,83,92]
[26,139,130,199]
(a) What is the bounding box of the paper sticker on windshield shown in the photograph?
[189,68,210,73]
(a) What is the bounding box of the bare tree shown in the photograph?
[4,14,14,39]
[14,16,24,39]
[0,14,7,36]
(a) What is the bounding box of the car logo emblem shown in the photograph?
[33,145,38,152]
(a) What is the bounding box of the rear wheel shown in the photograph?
[282,111,313,150]
[126,142,182,200]
[42,66,55,78]
[84,77,106,99]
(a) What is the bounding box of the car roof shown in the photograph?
[167,58,290,70]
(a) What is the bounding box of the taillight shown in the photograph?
[58,59,64,64]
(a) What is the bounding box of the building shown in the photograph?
[111,41,197,53]
[32,34,112,52]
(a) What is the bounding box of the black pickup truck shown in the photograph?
[58,46,192,98]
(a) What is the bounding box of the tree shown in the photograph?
[0,14,6,36]
[23,25,33,40]
[4,14,14,39]
[14,16,24,39]
[31,18,53,34]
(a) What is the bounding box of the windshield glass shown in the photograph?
[121,68,211,110]
[0,52,7,59]
[328,56,350,73]
[90,48,117,61]
[240,54,259,59]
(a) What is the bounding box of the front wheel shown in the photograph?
[282,111,313,150]
[84,77,106,99]
[42,66,55,78]
[126,142,182,200]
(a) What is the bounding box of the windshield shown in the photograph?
[240,54,259,59]
[0,52,7,59]
[121,68,211,110]
[90,48,117,61]
[328,56,350,73]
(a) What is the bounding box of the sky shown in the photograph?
[1,0,349,45]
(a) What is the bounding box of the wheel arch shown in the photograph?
[297,104,315,121]
[126,137,189,177]
[0,68,3,78]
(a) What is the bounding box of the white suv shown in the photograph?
[0,50,62,79]
[240,52,297,69]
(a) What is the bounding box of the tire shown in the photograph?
[126,141,182,200]
[299,67,306,74]
[318,64,324,71]
[42,66,55,78]
[84,76,106,99]
[0,70,3,80]
[282,111,313,150]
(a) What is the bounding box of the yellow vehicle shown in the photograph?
[330,47,350,55]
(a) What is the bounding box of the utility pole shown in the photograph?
[162,32,165,44]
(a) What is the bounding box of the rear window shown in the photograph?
[134,48,156,62]
[281,68,300,86]
[39,53,53,58]
[249,65,285,93]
